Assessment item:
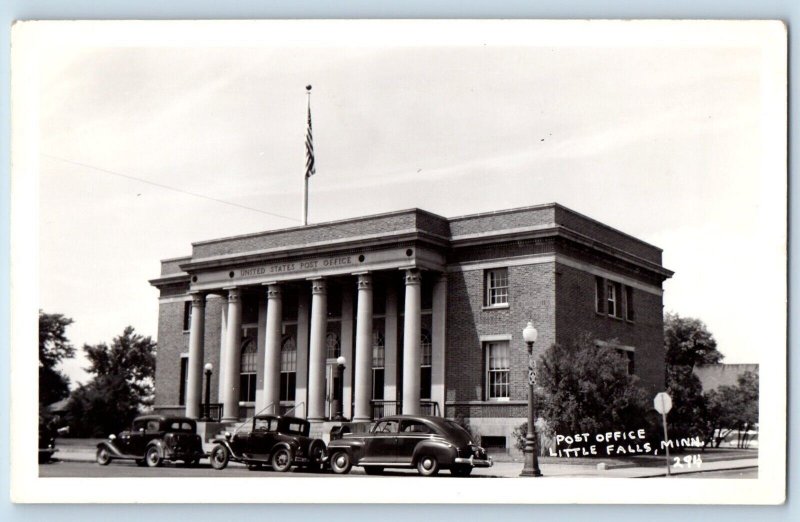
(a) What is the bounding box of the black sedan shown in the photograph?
[95,415,206,467]
[326,415,492,477]
[209,415,326,472]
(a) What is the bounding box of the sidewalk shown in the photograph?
[52,439,758,478]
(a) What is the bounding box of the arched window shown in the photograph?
[326,332,341,360]
[372,330,385,400]
[239,337,257,403]
[420,329,432,400]
[280,336,297,402]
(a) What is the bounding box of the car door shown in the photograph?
[361,419,399,464]
[396,420,433,464]
[126,420,148,456]
[248,418,275,459]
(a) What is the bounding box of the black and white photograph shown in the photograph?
[10,19,786,503]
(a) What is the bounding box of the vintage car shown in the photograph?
[39,414,69,464]
[209,414,326,472]
[95,415,206,467]
[326,415,492,477]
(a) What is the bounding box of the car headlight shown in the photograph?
[109,434,116,441]
[224,431,231,439]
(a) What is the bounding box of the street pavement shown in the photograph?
[44,442,758,479]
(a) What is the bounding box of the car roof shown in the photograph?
[376,415,447,426]
[133,415,195,423]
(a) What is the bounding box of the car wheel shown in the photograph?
[450,465,472,477]
[271,447,293,472]
[306,442,325,472]
[145,445,163,468]
[330,451,352,474]
[210,445,229,470]
[363,466,384,475]
[96,447,111,466]
[416,455,439,476]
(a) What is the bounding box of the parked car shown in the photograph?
[209,414,326,472]
[326,415,492,476]
[39,414,69,464]
[95,415,206,467]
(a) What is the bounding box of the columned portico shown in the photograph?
[307,278,328,422]
[402,269,422,414]
[353,273,373,421]
[221,287,242,422]
[261,283,282,414]
[185,292,206,419]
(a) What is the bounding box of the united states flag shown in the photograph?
[305,103,316,178]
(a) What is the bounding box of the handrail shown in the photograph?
[283,401,305,417]
[232,402,277,436]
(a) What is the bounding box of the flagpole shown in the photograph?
[302,85,313,226]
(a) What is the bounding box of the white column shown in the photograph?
[307,278,327,422]
[353,273,374,421]
[217,301,228,403]
[384,283,398,402]
[295,289,310,417]
[402,269,422,415]
[261,284,282,414]
[431,273,447,416]
[340,286,354,419]
[185,292,206,419]
[221,287,242,422]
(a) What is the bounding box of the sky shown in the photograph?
[26,21,785,386]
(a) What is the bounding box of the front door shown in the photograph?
[362,419,399,463]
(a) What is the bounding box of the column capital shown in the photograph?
[311,278,327,295]
[357,273,372,290]
[265,283,282,299]
[225,287,240,303]
[190,292,207,308]
[404,269,422,286]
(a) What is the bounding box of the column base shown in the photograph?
[307,417,325,423]
[519,468,543,477]
[352,416,371,422]
[221,417,239,423]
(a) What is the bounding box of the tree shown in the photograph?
[705,371,759,448]
[664,313,724,368]
[538,336,649,438]
[38,311,76,407]
[664,313,724,447]
[65,326,156,437]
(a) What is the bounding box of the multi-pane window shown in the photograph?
[178,356,189,405]
[326,332,341,359]
[372,331,385,400]
[485,268,509,306]
[486,341,510,400]
[239,338,257,403]
[280,336,297,402]
[606,281,617,317]
[420,330,432,400]
[625,286,635,321]
[595,277,605,313]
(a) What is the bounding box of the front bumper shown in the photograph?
[38,448,59,454]
[454,455,493,468]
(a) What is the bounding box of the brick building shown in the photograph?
[149,203,673,451]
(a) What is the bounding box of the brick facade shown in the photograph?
[150,203,672,454]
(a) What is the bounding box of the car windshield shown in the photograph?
[281,421,308,436]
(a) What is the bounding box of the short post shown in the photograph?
[520,321,542,477]
[202,363,213,421]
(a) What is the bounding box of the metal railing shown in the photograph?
[370,400,441,419]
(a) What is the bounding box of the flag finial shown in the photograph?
[306,85,312,91]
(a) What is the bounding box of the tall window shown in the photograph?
[182,301,192,331]
[595,277,605,313]
[239,338,257,403]
[420,330,432,399]
[625,286,635,321]
[372,331,385,400]
[485,268,509,306]
[486,341,510,400]
[618,349,635,375]
[178,356,189,405]
[606,281,617,317]
[280,336,297,402]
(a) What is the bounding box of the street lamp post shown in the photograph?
[334,356,346,421]
[520,321,543,477]
[202,363,213,421]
